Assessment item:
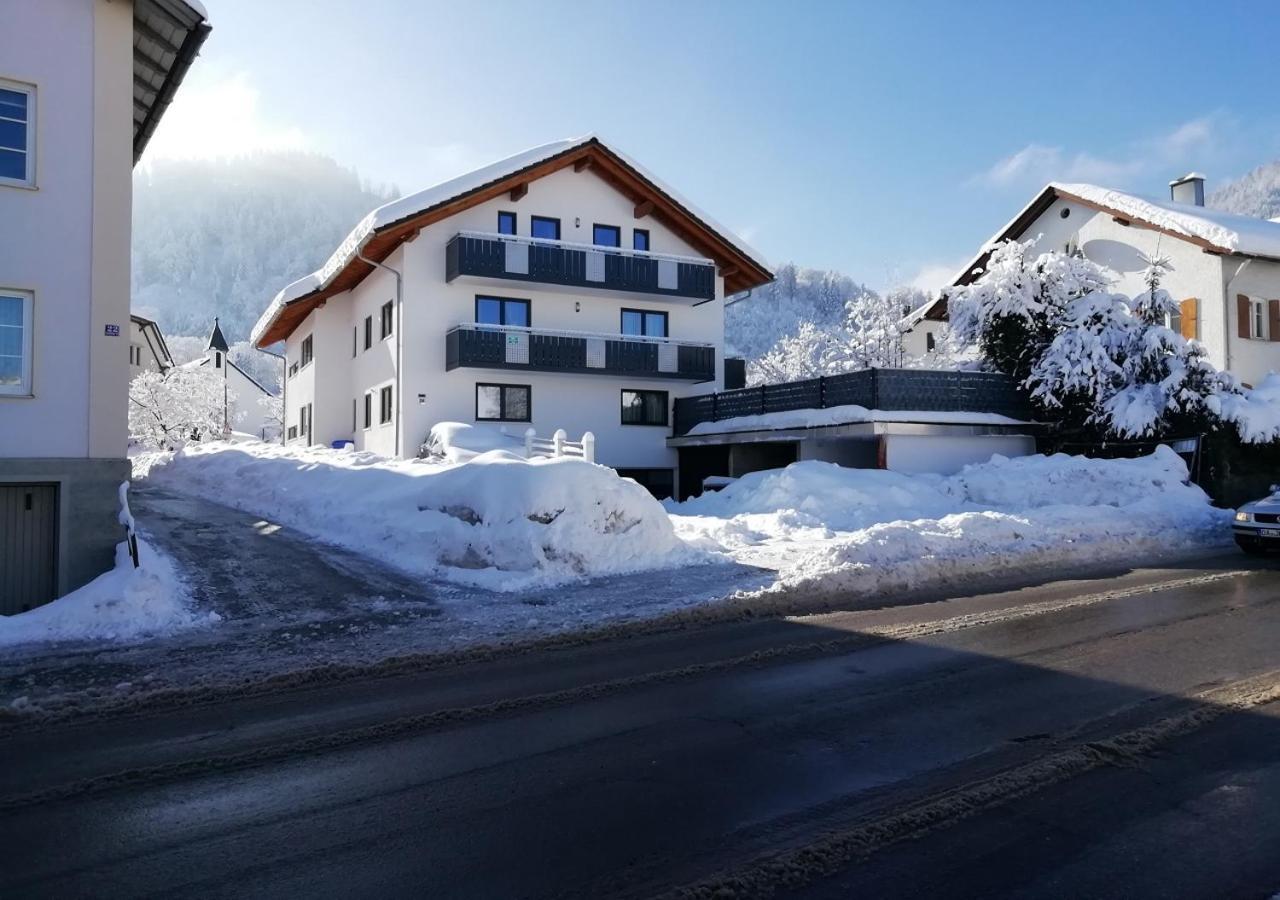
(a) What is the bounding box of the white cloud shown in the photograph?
[969,114,1226,190]
[908,259,968,293]
[142,70,310,163]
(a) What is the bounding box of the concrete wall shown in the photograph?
[281,163,728,472]
[884,434,1035,475]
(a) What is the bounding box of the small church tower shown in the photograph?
[205,317,230,432]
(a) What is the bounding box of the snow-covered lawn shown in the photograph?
[0,536,216,646]
[137,436,699,592]
[666,446,1230,599]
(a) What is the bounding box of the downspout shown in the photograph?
[1224,258,1254,374]
[356,249,404,457]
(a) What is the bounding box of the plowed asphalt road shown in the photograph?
[1,552,1278,899]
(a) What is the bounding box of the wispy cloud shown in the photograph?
[907,259,968,293]
[969,114,1229,190]
[142,70,310,163]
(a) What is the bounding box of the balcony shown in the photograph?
[445,324,716,382]
[445,231,717,303]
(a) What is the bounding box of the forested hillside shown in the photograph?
[1208,160,1280,219]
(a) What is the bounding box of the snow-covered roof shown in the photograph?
[252,135,773,346]
[1052,182,1280,259]
[682,403,1034,437]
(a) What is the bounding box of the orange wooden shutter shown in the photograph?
[1179,298,1198,340]
[1270,300,1280,342]
[1238,294,1252,339]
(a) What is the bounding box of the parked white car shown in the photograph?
[1233,486,1280,554]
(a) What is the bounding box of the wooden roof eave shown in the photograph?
[255,139,772,347]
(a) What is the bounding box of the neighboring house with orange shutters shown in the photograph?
[922,174,1280,388]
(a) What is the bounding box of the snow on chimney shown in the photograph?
[1169,172,1206,206]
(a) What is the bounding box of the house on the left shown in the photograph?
[0,0,210,614]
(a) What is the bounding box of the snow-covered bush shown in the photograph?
[128,367,239,448]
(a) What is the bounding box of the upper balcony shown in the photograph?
[445,324,716,382]
[445,231,717,303]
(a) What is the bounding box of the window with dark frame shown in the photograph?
[352,398,357,432]
[633,229,650,252]
[531,216,560,240]
[497,211,517,235]
[593,224,621,247]
[380,301,394,339]
[926,332,936,352]
[380,385,393,424]
[352,325,357,357]
[475,296,531,327]
[363,392,372,429]
[475,383,531,422]
[364,315,373,350]
[215,352,222,369]
[300,334,313,367]
[621,389,668,426]
[620,308,668,338]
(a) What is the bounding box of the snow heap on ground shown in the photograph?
[0,537,214,646]
[142,441,697,591]
[423,421,525,463]
[668,446,1229,598]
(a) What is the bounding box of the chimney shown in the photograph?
[1169,172,1206,206]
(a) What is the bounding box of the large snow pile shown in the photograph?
[141,441,696,591]
[422,421,525,463]
[668,447,1228,597]
[0,537,214,646]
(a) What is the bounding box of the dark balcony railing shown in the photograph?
[446,232,716,302]
[445,325,716,382]
[672,368,1033,435]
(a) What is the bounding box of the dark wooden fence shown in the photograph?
[672,368,1032,435]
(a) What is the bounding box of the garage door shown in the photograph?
[0,484,58,615]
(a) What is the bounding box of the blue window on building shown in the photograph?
[531,216,560,240]
[633,229,650,252]
[476,296,530,327]
[593,224,621,247]
[0,84,32,185]
[620,308,668,338]
[497,211,516,235]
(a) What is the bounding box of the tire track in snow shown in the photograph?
[0,569,1251,811]
[663,670,1280,900]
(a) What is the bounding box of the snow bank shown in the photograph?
[669,447,1228,598]
[684,403,1029,436]
[141,441,697,591]
[0,537,215,646]
[423,421,525,463]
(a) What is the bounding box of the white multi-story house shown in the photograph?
[921,173,1280,387]
[180,318,278,439]
[128,313,175,375]
[251,135,773,497]
[0,0,209,614]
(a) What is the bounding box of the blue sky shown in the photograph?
[145,0,1280,291]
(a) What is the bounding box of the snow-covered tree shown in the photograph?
[947,239,1113,385]
[257,391,285,436]
[1026,288,1133,429]
[128,367,238,448]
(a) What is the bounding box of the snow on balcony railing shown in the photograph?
[455,230,714,267]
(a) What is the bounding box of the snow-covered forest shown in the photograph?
[132,152,397,344]
[1208,159,1280,219]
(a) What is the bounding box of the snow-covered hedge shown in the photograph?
[142,442,697,591]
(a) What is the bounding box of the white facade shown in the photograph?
[184,348,278,440]
[276,161,741,487]
[128,314,173,376]
[956,184,1280,388]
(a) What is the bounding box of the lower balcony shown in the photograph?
[445,324,716,382]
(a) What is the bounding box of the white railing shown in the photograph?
[456,230,714,267]
[525,427,595,463]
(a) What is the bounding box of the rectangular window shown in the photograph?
[0,290,33,395]
[475,296,531,327]
[531,216,561,241]
[299,403,312,444]
[1251,299,1267,339]
[287,425,298,441]
[0,80,34,187]
[215,353,222,369]
[593,224,621,248]
[300,334,313,367]
[352,398,357,433]
[288,362,298,379]
[476,382,531,422]
[364,315,373,350]
[379,385,393,424]
[621,389,669,426]
[620,308,668,338]
[380,301,394,339]
[926,332,936,353]
[633,229,650,252]
[363,392,372,429]
[352,326,357,357]
[497,211,517,235]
